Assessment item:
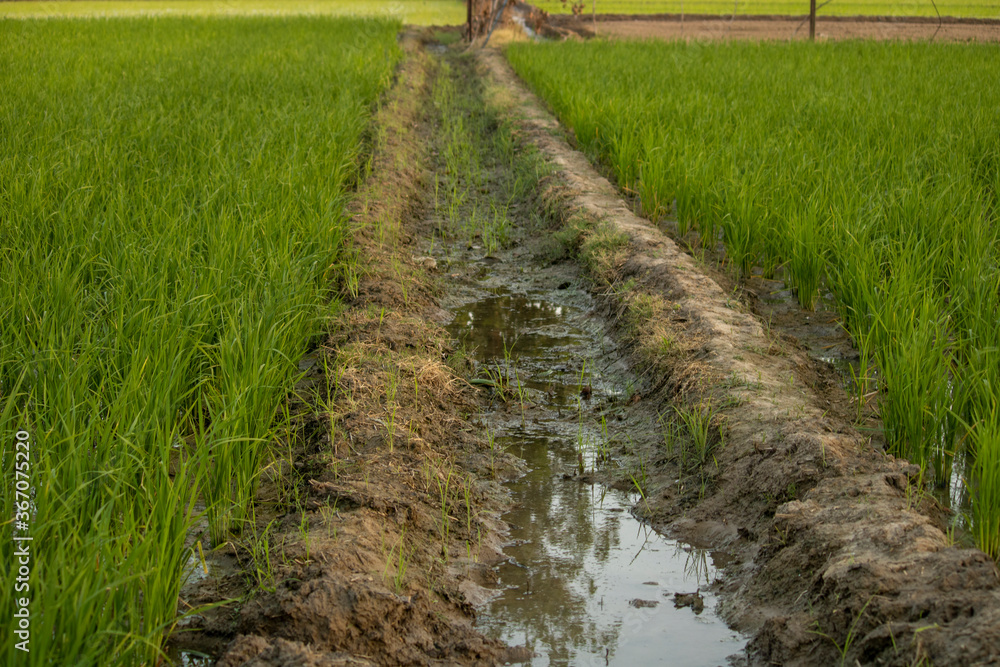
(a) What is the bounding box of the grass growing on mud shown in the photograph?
[431,54,549,259]
[0,17,399,664]
[506,39,1000,557]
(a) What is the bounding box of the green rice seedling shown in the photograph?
[719,210,755,278]
[496,335,529,421]
[630,468,652,516]
[608,116,646,193]
[969,411,1000,559]
[658,410,681,459]
[787,201,825,311]
[382,529,411,594]
[436,465,455,558]
[386,365,400,452]
[695,181,725,251]
[718,176,764,278]
[0,15,399,664]
[676,401,720,472]
[484,202,512,255]
[247,518,278,593]
[596,414,613,464]
[847,355,874,425]
[809,596,874,667]
[877,296,954,483]
[297,509,313,562]
[630,445,649,495]
[392,541,411,594]
[950,219,1000,424]
[485,426,497,467]
[757,211,787,280]
[431,56,545,258]
[506,38,1000,533]
[464,481,474,535]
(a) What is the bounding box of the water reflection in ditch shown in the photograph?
[446,277,746,666]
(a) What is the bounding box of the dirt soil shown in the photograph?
[548,12,1000,41]
[476,46,1000,666]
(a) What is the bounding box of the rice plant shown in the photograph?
[0,16,399,664]
[786,199,824,311]
[507,38,1000,556]
[675,401,720,471]
[970,412,1000,560]
[0,0,466,22]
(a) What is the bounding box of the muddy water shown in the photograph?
[442,255,746,666]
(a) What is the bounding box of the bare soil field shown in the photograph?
[549,12,1000,40]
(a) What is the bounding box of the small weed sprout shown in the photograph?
[808,596,874,666]
[676,401,720,470]
[386,366,400,452]
[436,466,455,558]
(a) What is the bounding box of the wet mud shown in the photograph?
[436,247,746,664]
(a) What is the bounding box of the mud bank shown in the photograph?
[478,47,1000,666]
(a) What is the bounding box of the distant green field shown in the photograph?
[0,0,466,23]
[533,0,999,18]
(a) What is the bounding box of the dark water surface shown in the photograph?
[443,255,747,666]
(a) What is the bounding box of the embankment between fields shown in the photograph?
[478,47,1000,666]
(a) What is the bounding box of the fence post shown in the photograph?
[809,0,816,41]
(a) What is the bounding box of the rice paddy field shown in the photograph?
[530,0,1000,18]
[506,39,1000,558]
[0,0,465,22]
[4,1,1000,663]
[0,15,400,664]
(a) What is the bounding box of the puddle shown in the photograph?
[443,255,747,666]
[183,551,212,587]
[166,650,214,667]
[815,355,865,394]
[166,532,243,666]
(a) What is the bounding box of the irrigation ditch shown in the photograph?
[171,29,1000,667]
